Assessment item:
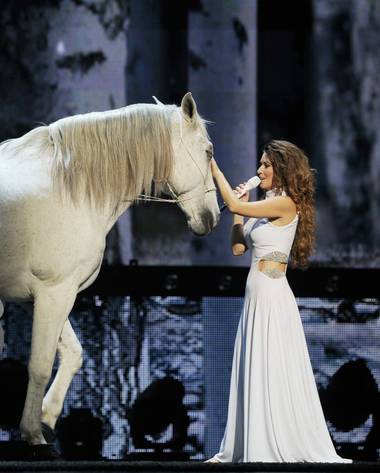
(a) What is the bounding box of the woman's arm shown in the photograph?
[211,158,294,219]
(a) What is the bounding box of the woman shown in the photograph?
[207,140,351,463]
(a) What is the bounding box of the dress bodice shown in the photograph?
[243,192,298,266]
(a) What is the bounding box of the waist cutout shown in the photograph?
[255,251,288,279]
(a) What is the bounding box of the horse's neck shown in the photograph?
[96,200,132,235]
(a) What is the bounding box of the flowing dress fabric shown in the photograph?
[212,205,351,463]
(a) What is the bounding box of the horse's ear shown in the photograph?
[181,92,198,122]
[152,96,164,106]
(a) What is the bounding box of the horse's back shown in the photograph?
[0,127,52,203]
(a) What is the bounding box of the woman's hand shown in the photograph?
[210,158,220,178]
[210,160,250,209]
[235,183,250,202]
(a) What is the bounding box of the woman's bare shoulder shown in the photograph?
[272,195,297,211]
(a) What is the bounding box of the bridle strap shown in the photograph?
[131,184,216,205]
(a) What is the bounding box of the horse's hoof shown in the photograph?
[41,422,57,443]
[28,443,61,461]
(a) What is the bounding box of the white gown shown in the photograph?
[211,193,351,463]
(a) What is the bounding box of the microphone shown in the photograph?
[220,175,261,212]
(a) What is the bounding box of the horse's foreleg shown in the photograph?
[20,287,77,445]
[42,319,83,430]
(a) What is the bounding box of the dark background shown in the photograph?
[1,0,378,266]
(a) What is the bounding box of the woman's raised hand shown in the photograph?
[235,183,250,202]
[210,159,250,203]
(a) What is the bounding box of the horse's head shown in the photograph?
[165,93,220,236]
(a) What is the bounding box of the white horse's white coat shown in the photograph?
[0,131,51,200]
[0,93,219,445]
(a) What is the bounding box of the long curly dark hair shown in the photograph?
[263,140,316,269]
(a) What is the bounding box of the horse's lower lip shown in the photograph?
[188,220,215,236]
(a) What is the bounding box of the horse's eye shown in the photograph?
[206,149,213,160]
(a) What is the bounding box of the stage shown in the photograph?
[0,460,378,473]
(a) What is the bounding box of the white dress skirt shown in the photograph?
[211,211,352,463]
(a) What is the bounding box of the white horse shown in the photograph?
[0,92,219,451]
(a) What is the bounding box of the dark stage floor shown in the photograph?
[0,461,378,473]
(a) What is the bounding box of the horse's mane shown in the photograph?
[48,104,177,210]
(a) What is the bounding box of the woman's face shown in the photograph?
[257,153,274,190]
